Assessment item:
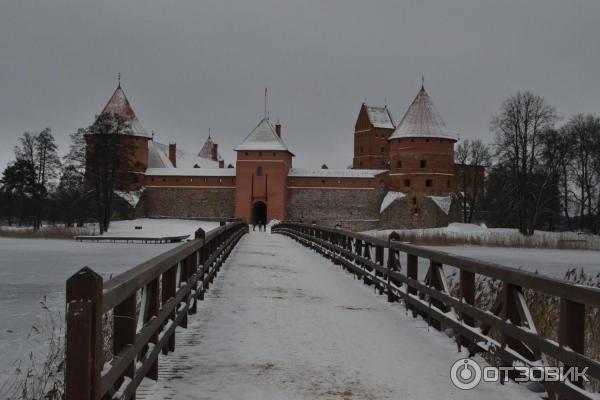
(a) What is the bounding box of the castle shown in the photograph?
[85,82,464,231]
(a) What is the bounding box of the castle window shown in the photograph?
[151,178,154,182]
[321,179,326,184]
[397,160,402,168]
[272,152,276,156]
[447,180,451,188]
[337,180,341,184]
[426,138,430,143]
[359,161,363,167]
[426,179,433,187]
[404,179,410,187]
[204,178,207,182]
[380,147,384,153]
[256,166,264,177]
[412,197,417,205]
[360,146,364,153]
[410,138,414,142]
[189,178,193,183]
[258,152,262,157]
[162,178,166,182]
[245,152,248,156]
[420,160,427,168]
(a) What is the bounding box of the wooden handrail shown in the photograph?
[273,222,600,399]
[65,221,248,400]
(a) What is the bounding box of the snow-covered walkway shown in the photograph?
[138,231,537,400]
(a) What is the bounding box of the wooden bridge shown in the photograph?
[65,222,600,399]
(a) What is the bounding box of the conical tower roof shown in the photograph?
[388,86,456,141]
[234,117,293,154]
[97,86,149,137]
[198,134,215,159]
[198,134,223,161]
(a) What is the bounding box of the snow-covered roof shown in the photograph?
[388,86,457,141]
[234,118,292,153]
[145,168,236,177]
[365,105,395,129]
[380,191,406,213]
[148,141,220,169]
[198,135,223,161]
[288,168,387,178]
[428,195,452,215]
[96,86,149,137]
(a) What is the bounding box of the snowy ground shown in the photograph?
[365,223,600,250]
[98,218,220,239]
[0,219,216,391]
[137,231,538,400]
[426,245,600,280]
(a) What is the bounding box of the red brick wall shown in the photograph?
[388,137,455,194]
[352,105,394,169]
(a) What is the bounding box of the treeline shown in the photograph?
[458,91,600,235]
[0,113,138,232]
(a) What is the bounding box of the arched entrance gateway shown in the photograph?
[252,201,267,225]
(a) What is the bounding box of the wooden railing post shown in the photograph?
[387,232,401,303]
[66,267,104,400]
[145,278,160,380]
[459,270,475,347]
[559,299,585,388]
[406,254,418,316]
[162,265,177,354]
[113,293,136,396]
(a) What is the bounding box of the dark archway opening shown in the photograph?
[252,201,267,225]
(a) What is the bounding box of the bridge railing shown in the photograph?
[272,222,600,400]
[65,221,248,400]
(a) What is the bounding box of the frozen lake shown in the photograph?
[0,219,219,392]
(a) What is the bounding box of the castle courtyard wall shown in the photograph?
[141,187,235,219]
[285,185,387,231]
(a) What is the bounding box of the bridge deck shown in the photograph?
[138,231,537,400]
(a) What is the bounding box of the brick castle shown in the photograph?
[85,82,466,231]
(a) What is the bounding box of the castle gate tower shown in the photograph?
[234,118,293,224]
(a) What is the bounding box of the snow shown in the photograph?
[234,118,291,152]
[365,105,395,129]
[115,190,143,207]
[429,195,452,215]
[0,239,177,390]
[145,167,235,177]
[365,223,600,250]
[138,232,538,399]
[389,87,457,141]
[101,218,219,239]
[289,168,387,178]
[426,246,600,279]
[380,191,406,213]
[148,140,220,169]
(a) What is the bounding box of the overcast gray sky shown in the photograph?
[1,0,599,171]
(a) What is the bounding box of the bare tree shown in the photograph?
[491,91,558,235]
[85,113,138,233]
[14,129,61,230]
[455,139,491,223]
[563,114,600,232]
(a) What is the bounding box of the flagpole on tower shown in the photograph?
[264,87,268,119]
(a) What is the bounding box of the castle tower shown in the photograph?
[387,84,457,194]
[84,84,150,190]
[352,104,395,169]
[234,118,294,224]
